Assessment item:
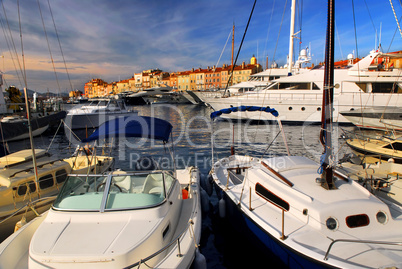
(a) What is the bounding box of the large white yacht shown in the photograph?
[66,97,138,129]
[201,51,402,123]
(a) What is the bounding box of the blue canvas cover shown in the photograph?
[82,116,173,142]
[210,106,279,119]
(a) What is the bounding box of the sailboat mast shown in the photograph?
[320,0,335,189]
[231,23,235,69]
[24,88,41,197]
[287,0,296,76]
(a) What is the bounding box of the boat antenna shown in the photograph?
[319,0,336,190]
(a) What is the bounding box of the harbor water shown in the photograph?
[5,103,355,268]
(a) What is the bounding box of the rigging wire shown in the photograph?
[250,0,288,150]
[36,0,62,95]
[215,28,232,71]
[17,0,27,88]
[262,0,276,67]
[0,0,24,87]
[389,0,402,38]
[223,0,257,97]
[47,0,74,93]
[387,15,402,52]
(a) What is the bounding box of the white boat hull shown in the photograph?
[211,154,402,268]
[204,91,400,123]
[0,167,202,269]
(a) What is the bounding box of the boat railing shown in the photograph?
[324,238,402,261]
[0,195,56,225]
[123,192,199,269]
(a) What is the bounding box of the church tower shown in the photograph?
[250,55,257,65]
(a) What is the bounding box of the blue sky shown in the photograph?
[0,0,400,93]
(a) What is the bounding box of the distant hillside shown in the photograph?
[2,89,68,98]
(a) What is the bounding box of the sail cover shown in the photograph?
[210,106,279,119]
[82,116,172,142]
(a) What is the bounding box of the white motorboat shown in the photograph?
[0,147,114,242]
[0,116,205,269]
[126,86,198,105]
[207,1,402,267]
[341,106,402,131]
[65,97,138,129]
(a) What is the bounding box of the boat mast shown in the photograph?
[231,23,235,68]
[287,0,296,76]
[320,0,335,190]
[24,88,41,197]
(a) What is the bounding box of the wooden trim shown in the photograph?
[261,161,293,187]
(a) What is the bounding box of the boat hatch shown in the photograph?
[383,142,402,151]
[53,171,176,211]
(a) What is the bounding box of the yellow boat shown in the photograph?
[0,148,114,241]
[346,135,402,164]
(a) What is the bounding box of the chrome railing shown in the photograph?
[324,238,402,261]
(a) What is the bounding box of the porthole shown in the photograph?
[301,107,305,111]
[326,217,338,230]
[317,107,321,111]
[288,107,293,111]
[376,211,388,224]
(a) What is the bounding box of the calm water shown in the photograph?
[6,103,356,268]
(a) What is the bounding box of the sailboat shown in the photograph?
[207,1,402,267]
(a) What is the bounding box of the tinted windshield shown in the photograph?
[53,172,175,211]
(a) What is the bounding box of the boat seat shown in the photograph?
[112,172,132,192]
[142,174,164,197]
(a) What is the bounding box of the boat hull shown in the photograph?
[216,185,334,269]
[341,107,402,131]
[67,112,138,129]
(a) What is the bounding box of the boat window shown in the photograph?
[356,83,367,93]
[255,183,289,211]
[277,82,317,90]
[53,172,175,211]
[53,175,106,210]
[119,102,125,110]
[346,214,369,228]
[372,83,402,93]
[108,101,117,107]
[17,181,37,196]
[98,101,108,106]
[39,174,54,189]
[55,169,68,184]
[383,141,402,151]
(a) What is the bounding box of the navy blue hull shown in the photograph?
[218,188,338,269]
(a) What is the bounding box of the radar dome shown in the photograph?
[347,53,354,60]
[299,49,307,57]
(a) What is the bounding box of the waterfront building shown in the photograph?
[83,55,261,97]
[177,71,190,91]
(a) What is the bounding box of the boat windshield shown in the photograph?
[53,172,175,211]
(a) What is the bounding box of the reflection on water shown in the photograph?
[5,104,355,268]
